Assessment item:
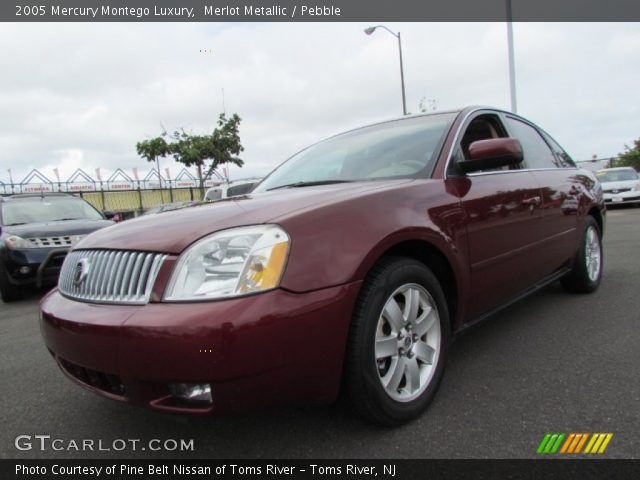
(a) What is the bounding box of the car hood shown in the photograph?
[77,180,412,254]
[600,180,639,190]
[2,219,114,239]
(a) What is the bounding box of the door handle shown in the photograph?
[522,196,541,207]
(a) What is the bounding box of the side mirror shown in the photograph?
[103,210,119,221]
[458,138,523,174]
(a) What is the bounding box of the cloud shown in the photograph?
[1,22,639,184]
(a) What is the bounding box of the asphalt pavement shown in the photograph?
[1,207,638,459]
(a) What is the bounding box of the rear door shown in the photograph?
[448,111,544,319]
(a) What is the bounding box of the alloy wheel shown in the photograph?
[374,283,441,402]
[585,225,601,282]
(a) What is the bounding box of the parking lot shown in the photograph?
[1,207,638,460]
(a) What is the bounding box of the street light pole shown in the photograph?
[397,32,407,116]
[364,25,408,116]
[506,0,517,113]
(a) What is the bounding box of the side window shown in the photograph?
[542,133,576,168]
[460,114,507,160]
[206,188,222,201]
[455,113,512,173]
[226,183,256,197]
[505,117,559,169]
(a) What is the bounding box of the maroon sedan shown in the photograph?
[40,107,605,425]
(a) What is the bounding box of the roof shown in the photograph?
[597,167,636,172]
[1,193,75,201]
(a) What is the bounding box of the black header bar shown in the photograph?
[3,0,640,22]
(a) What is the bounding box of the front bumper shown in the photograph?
[2,247,68,287]
[40,282,361,414]
[603,191,640,204]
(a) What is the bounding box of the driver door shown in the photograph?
[450,111,544,319]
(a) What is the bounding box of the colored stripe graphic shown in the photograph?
[574,433,589,453]
[538,433,613,455]
[560,433,575,453]
[598,434,614,453]
[584,433,614,454]
[584,434,598,453]
[550,434,565,453]
[537,433,565,454]
[537,434,552,454]
[567,433,583,453]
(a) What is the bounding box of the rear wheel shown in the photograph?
[0,263,22,303]
[561,216,603,293]
[345,257,450,426]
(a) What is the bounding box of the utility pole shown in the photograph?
[506,0,517,113]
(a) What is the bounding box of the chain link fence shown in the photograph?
[1,168,212,219]
[76,188,204,218]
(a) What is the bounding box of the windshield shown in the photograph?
[2,198,103,226]
[254,113,456,192]
[596,169,639,182]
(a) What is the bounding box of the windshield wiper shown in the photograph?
[52,218,82,221]
[5,222,27,226]
[267,180,353,191]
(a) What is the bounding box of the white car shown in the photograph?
[596,167,640,205]
[204,178,262,201]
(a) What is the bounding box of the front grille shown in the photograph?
[603,188,631,194]
[58,249,166,304]
[28,235,85,248]
[58,358,127,398]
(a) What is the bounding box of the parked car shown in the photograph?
[0,193,113,302]
[204,178,262,201]
[596,167,640,206]
[40,107,605,425]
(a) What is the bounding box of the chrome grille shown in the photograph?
[28,235,85,248]
[603,188,631,194]
[58,250,167,304]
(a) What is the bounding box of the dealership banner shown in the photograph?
[2,0,640,22]
[3,459,640,479]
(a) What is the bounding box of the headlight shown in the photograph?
[634,182,640,191]
[164,225,290,301]
[4,235,36,249]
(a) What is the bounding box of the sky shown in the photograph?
[0,22,639,184]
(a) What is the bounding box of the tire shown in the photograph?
[0,263,22,303]
[561,216,603,293]
[344,256,450,426]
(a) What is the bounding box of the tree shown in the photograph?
[616,138,640,171]
[136,136,169,185]
[136,113,244,188]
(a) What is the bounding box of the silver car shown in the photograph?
[596,167,640,205]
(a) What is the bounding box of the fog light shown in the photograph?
[169,383,212,404]
[19,266,30,274]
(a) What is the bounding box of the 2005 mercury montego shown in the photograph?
[40,107,605,425]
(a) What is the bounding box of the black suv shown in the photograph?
[0,193,113,302]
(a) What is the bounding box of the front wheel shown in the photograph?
[344,257,450,426]
[561,216,603,293]
[0,263,22,303]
